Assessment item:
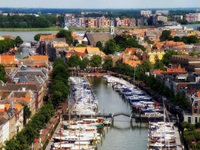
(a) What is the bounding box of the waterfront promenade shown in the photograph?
[33,102,68,150]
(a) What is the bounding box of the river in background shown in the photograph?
[0,23,199,42]
[0,31,58,42]
[88,77,148,150]
[183,24,200,30]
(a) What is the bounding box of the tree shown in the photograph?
[162,50,178,66]
[73,40,79,46]
[103,56,113,70]
[34,33,51,42]
[181,36,188,44]
[34,34,41,41]
[23,105,31,125]
[178,19,188,25]
[160,30,171,41]
[76,44,86,47]
[0,64,6,82]
[50,80,69,107]
[190,51,199,56]
[96,41,103,50]
[187,35,199,44]
[15,36,23,46]
[147,39,154,44]
[56,29,73,45]
[173,36,181,42]
[154,60,165,70]
[90,55,102,67]
[80,57,89,70]
[5,139,28,150]
[140,60,152,72]
[157,20,164,25]
[52,64,69,79]
[103,40,118,54]
[68,55,81,67]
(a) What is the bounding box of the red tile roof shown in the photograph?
[0,55,17,65]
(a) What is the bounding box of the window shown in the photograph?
[195,102,198,107]
[195,117,198,123]
[188,117,191,123]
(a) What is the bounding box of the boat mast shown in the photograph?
[163,98,167,150]
[60,113,62,150]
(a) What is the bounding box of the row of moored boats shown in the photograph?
[104,75,178,150]
[103,75,164,119]
[51,76,109,150]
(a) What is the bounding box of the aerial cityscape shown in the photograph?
[0,1,200,150]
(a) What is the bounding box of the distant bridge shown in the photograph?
[63,112,163,122]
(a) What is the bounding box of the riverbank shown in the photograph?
[0,27,60,31]
[0,26,151,32]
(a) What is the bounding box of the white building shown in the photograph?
[140,10,152,17]
[186,13,200,22]
[156,10,169,16]
[157,16,168,22]
[0,117,9,146]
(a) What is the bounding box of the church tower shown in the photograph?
[109,19,115,35]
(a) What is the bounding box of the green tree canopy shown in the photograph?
[103,39,118,54]
[187,35,199,44]
[76,44,86,47]
[0,64,6,82]
[34,33,51,41]
[50,80,69,107]
[15,36,23,46]
[67,55,81,67]
[0,39,15,54]
[73,40,79,46]
[80,57,89,70]
[96,41,103,50]
[56,29,73,45]
[180,35,199,44]
[173,36,181,42]
[154,60,165,70]
[103,56,113,70]
[52,64,69,79]
[162,50,178,66]
[160,30,172,41]
[23,105,31,125]
[90,55,102,67]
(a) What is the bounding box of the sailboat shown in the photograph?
[148,99,177,150]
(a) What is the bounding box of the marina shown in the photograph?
[49,75,182,150]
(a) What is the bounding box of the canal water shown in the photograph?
[88,77,148,150]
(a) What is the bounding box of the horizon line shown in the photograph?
[0,7,200,10]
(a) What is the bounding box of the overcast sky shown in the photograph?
[0,0,200,9]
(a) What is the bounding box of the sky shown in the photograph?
[0,0,200,9]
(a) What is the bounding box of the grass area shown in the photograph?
[0,27,61,31]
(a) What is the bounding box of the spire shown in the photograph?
[109,19,115,35]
